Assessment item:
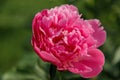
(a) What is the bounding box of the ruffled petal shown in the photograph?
[87,19,106,47]
[32,37,61,66]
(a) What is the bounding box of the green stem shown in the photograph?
[56,70,62,80]
[49,64,56,80]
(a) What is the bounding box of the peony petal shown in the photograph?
[68,62,92,74]
[87,19,106,47]
[79,49,105,78]
[32,37,61,66]
[86,36,97,48]
[68,49,105,78]
[87,48,105,66]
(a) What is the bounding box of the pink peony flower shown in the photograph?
[31,4,106,78]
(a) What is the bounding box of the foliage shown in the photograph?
[0,0,120,80]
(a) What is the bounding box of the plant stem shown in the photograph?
[49,64,56,80]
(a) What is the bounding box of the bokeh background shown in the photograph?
[0,0,120,80]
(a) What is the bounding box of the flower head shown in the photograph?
[31,4,106,78]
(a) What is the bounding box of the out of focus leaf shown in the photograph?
[112,47,120,65]
[1,53,49,80]
[0,28,31,74]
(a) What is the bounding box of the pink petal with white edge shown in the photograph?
[32,37,61,66]
[68,49,105,78]
[87,19,106,47]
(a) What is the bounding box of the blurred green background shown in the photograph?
[0,0,120,80]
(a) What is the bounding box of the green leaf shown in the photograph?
[112,47,120,65]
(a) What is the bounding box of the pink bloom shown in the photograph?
[31,4,106,78]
